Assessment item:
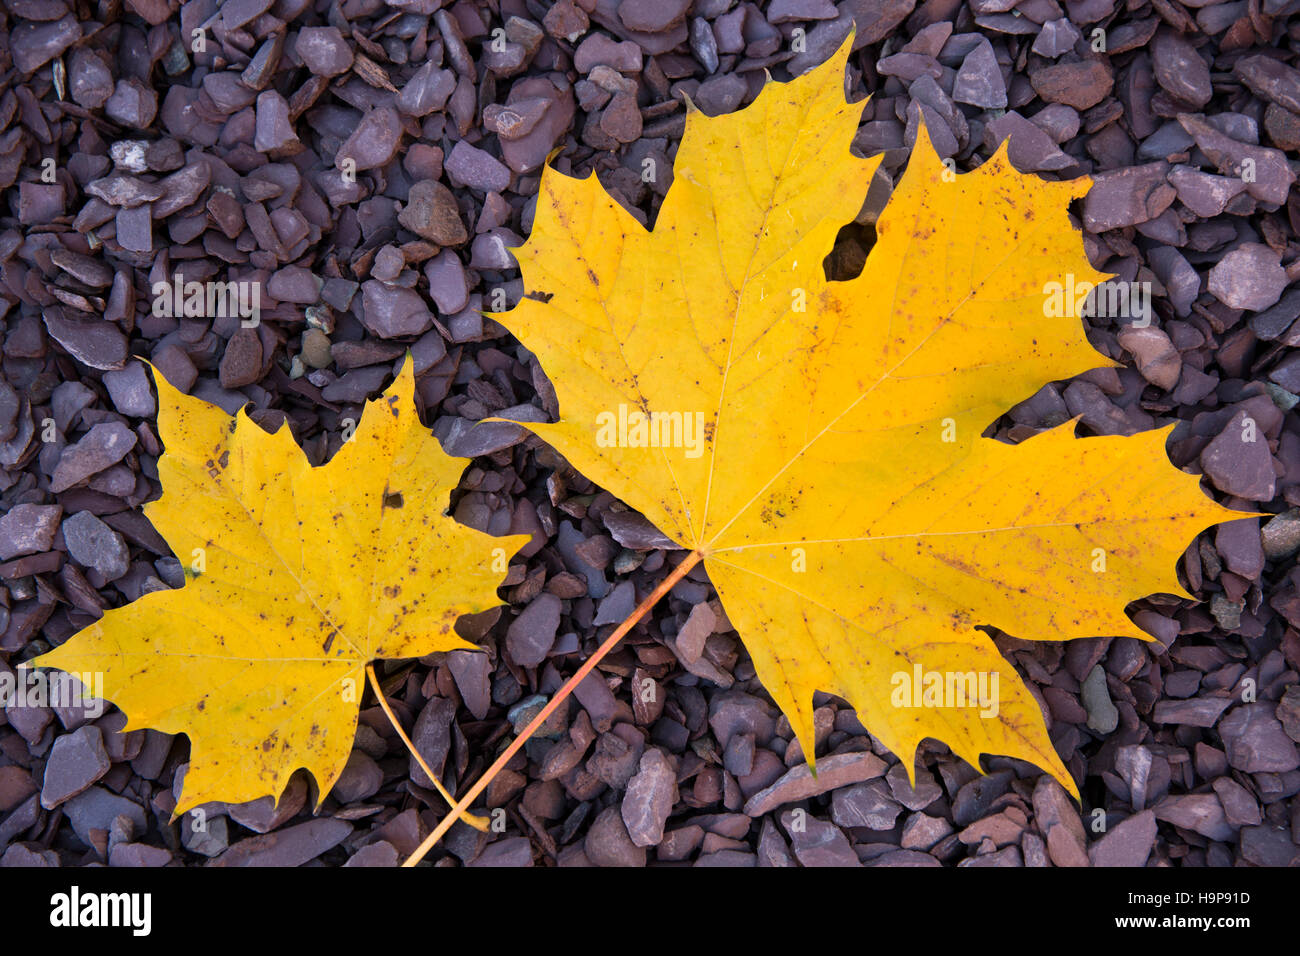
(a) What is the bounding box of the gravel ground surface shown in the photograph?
[1,0,1299,867]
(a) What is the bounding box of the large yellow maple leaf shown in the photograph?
[34,362,526,813]
[499,40,1241,797]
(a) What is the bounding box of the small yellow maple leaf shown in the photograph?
[497,39,1244,797]
[34,361,527,814]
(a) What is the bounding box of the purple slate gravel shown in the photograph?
[0,0,1296,869]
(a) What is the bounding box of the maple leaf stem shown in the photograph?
[364,663,491,833]
[401,547,706,866]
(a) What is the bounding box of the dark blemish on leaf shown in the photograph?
[383,491,404,509]
[323,631,337,653]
